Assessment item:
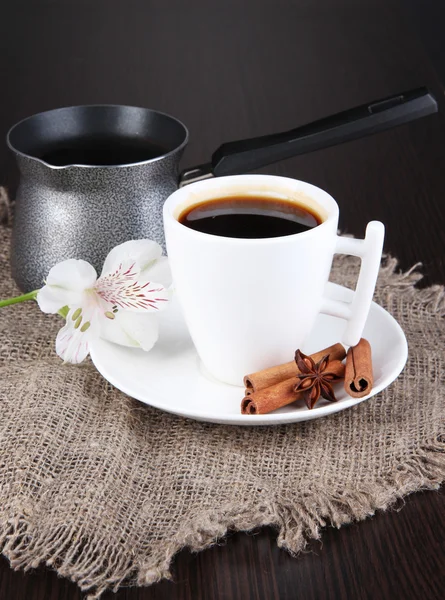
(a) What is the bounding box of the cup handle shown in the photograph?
[320,221,385,347]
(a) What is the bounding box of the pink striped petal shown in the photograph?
[55,305,99,364]
[95,263,170,313]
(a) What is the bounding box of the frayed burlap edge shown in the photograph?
[0,241,444,598]
[1,433,444,599]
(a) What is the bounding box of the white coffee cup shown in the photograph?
[163,175,384,386]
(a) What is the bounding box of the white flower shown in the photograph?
[37,240,171,364]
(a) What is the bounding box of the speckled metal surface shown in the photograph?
[10,149,184,292]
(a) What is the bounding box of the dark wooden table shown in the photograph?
[0,1,444,598]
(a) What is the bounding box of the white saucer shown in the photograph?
[90,283,408,426]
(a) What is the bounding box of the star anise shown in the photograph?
[294,350,343,409]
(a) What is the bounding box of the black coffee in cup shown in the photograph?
[178,195,322,239]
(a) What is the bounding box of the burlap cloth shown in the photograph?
[0,191,444,598]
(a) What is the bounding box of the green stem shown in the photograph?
[0,290,39,307]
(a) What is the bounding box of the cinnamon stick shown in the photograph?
[242,360,345,415]
[244,343,345,392]
[241,378,301,415]
[344,338,373,398]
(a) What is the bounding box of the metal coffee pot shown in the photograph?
[7,89,436,291]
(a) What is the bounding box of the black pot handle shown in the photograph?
[179,87,437,187]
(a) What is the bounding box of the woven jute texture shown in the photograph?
[0,195,444,597]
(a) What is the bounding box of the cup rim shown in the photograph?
[163,174,339,245]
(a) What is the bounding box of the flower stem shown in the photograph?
[0,290,39,307]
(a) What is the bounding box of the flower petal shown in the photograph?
[99,310,159,351]
[55,305,99,364]
[101,240,163,278]
[37,285,73,314]
[37,259,97,314]
[141,256,172,288]
[46,259,97,289]
[96,266,171,313]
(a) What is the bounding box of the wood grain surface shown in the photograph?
[0,1,444,598]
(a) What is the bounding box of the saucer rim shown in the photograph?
[90,282,408,426]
